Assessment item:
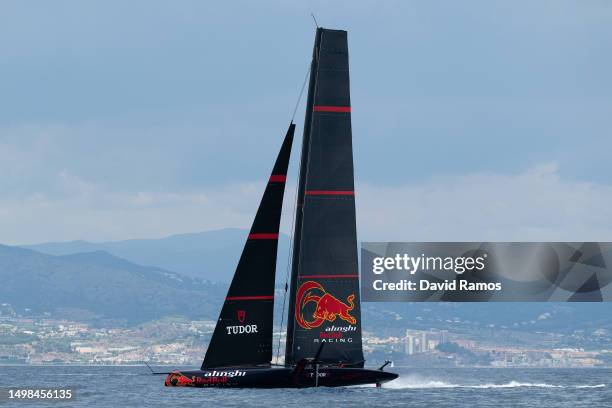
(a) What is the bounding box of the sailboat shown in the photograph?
[164,27,398,388]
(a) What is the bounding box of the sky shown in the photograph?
[1,1,611,245]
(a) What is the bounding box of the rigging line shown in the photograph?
[290,66,311,124]
[276,64,310,363]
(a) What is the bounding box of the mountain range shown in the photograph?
[23,228,291,283]
[1,229,610,333]
[0,244,224,324]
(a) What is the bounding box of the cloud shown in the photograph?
[356,163,612,242]
[1,163,612,245]
[0,170,267,244]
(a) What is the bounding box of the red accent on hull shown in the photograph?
[299,274,359,279]
[225,295,274,301]
[313,105,351,113]
[305,190,354,196]
[269,175,287,182]
[248,233,279,240]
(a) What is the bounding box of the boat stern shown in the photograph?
[165,371,195,387]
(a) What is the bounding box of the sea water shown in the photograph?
[0,366,609,407]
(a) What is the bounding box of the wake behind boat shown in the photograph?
[164,27,398,388]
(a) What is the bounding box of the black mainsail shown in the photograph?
[285,28,364,367]
[202,124,295,369]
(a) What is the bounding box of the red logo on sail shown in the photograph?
[237,310,246,323]
[295,281,357,329]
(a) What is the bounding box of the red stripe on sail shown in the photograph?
[248,233,279,240]
[225,295,274,301]
[313,105,351,113]
[305,190,354,196]
[269,175,286,182]
[299,274,359,279]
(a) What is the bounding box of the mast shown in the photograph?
[285,28,322,366]
[285,28,364,367]
[202,124,294,369]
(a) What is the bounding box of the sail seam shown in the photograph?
[313,105,351,112]
[269,175,286,182]
[225,296,274,301]
[305,190,354,195]
[247,233,279,240]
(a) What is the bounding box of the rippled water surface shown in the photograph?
[0,366,610,407]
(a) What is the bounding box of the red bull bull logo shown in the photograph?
[295,281,357,329]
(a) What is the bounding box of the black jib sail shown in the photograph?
[202,124,295,369]
[285,28,364,367]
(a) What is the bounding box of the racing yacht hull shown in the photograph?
[165,367,398,388]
